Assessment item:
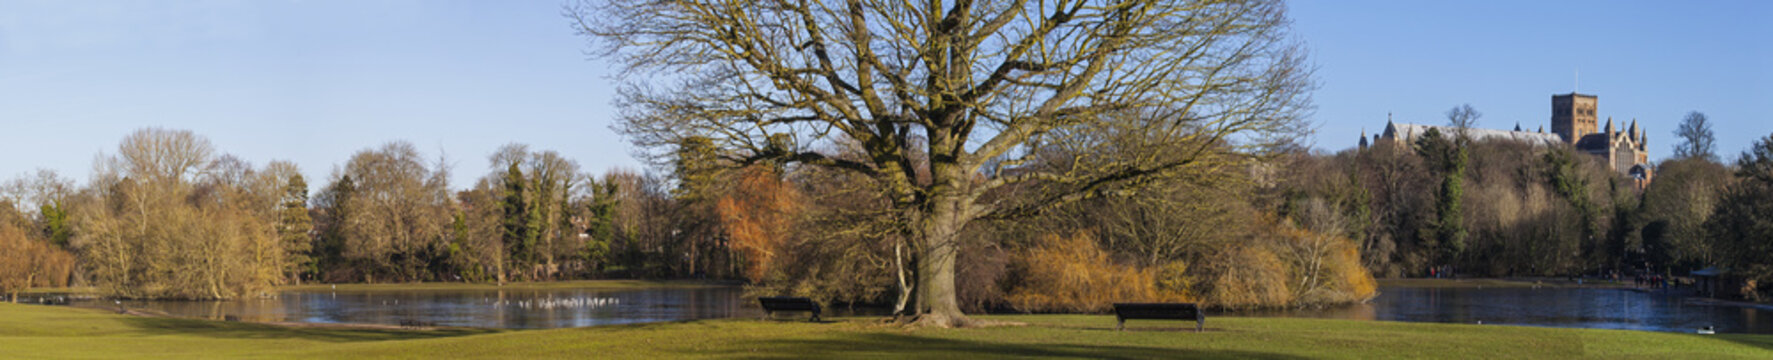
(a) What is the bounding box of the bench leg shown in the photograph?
[811,310,821,322]
[1117,318,1125,331]
[761,310,770,321]
[1196,318,1204,333]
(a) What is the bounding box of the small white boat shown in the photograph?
[1697,326,1715,335]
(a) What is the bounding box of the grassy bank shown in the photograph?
[2,303,1769,359]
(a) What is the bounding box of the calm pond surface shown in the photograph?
[1243,286,1773,334]
[77,286,783,329]
[61,285,1773,333]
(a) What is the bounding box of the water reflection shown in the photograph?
[60,285,1773,333]
[1238,286,1773,334]
[78,287,774,329]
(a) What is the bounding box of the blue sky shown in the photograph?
[1291,1,1772,159]
[0,0,630,188]
[1,1,1769,189]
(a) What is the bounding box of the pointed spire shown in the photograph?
[1629,119,1639,141]
[1605,117,1615,135]
[1514,122,1522,132]
[1538,125,1545,133]
[1359,127,1369,149]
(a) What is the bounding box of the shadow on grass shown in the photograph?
[756,318,840,324]
[697,332,1308,359]
[1716,333,1773,352]
[117,316,500,343]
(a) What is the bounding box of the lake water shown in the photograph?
[1244,286,1773,334]
[58,285,1773,333]
[76,287,776,329]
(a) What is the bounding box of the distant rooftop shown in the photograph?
[1384,123,1564,145]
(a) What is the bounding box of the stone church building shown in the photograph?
[1360,93,1653,188]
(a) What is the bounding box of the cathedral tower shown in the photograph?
[1551,93,1598,143]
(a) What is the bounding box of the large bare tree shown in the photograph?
[573,0,1312,326]
[1445,103,1480,140]
[1673,111,1716,162]
[332,142,453,282]
[79,128,282,299]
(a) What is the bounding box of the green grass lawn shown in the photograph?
[2,302,1768,359]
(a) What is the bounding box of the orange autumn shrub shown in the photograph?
[1006,232,1190,313]
[0,221,76,302]
[1197,213,1377,308]
[1273,223,1377,306]
[716,165,805,283]
[1335,242,1379,302]
[1197,242,1295,308]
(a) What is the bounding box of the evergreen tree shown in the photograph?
[670,136,723,277]
[39,201,70,248]
[1413,128,1468,263]
[499,163,533,278]
[278,174,314,283]
[1707,133,1773,300]
[315,175,356,278]
[584,179,619,274]
[447,209,477,281]
[1543,148,1600,273]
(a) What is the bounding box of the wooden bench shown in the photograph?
[1113,303,1204,332]
[398,319,436,328]
[758,297,822,322]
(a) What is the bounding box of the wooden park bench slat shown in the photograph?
[1112,303,1204,332]
[758,297,822,322]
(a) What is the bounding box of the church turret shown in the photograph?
[1514,123,1522,131]
[1637,124,1645,147]
[1384,114,1397,139]
[1359,128,1369,150]
[1628,119,1639,141]
[1538,125,1544,133]
[1605,117,1615,139]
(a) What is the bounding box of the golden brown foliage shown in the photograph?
[77,129,283,300]
[0,219,77,301]
[333,142,452,281]
[742,159,899,307]
[1198,215,1377,308]
[716,166,804,283]
[1006,232,1190,313]
[1198,241,1294,308]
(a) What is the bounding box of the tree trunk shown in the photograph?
[913,220,967,327]
[14,273,29,303]
[909,161,975,327]
[892,241,914,317]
